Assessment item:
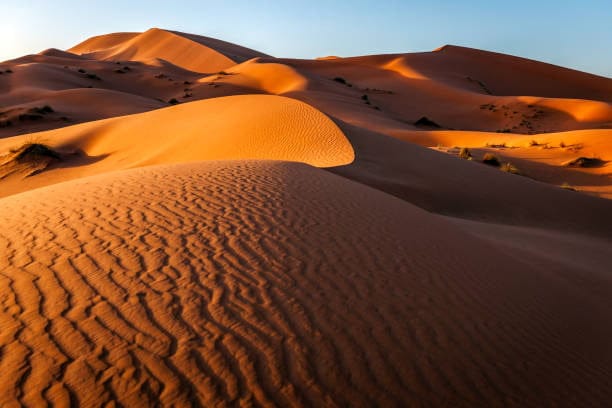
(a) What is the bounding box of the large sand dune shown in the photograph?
[1,28,611,406]
[1,161,611,406]
[69,28,268,73]
[0,94,353,196]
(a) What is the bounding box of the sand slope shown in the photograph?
[0,94,354,196]
[69,28,267,73]
[1,160,611,406]
[1,28,612,407]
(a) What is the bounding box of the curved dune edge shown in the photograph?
[0,94,354,197]
[0,160,611,406]
[67,28,264,73]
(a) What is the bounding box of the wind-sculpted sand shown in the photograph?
[0,95,354,196]
[1,28,611,407]
[1,161,611,407]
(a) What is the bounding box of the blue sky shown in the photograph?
[2,0,611,77]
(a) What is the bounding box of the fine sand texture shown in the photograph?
[1,161,611,407]
[1,28,612,407]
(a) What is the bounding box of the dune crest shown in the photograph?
[68,28,267,73]
[0,94,354,196]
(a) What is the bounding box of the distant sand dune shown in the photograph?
[69,28,268,74]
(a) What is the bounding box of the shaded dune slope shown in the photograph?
[0,161,611,406]
[69,28,268,73]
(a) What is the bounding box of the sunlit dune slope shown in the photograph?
[0,94,354,196]
[1,160,611,406]
[68,28,268,73]
[380,45,612,101]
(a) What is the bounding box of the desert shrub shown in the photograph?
[565,157,606,168]
[86,73,101,80]
[29,105,54,114]
[168,98,179,105]
[458,147,472,160]
[10,143,61,166]
[559,141,566,148]
[500,162,520,175]
[333,77,347,84]
[5,69,13,73]
[482,153,500,167]
[529,140,539,146]
[78,68,86,73]
[114,69,125,74]
[560,182,577,191]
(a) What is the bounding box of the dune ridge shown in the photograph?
[68,28,268,73]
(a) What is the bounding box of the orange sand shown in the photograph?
[0,29,611,406]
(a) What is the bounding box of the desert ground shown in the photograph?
[1,28,611,406]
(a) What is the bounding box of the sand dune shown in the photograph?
[0,94,353,196]
[1,28,612,407]
[1,160,611,406]
[69,28,267,73]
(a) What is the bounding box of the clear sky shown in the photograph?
[1,0,611,77]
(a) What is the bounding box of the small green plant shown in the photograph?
[482,153,500,167]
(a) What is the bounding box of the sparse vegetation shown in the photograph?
[86,73,101,80]
[31,105,54,114]
[482,153,500,167]
[529,140,540,146]
[168,98,179,105]
[458,147,472,160]
[361,94,371,105]
[560,182,577,191]
[565,157,606,168]
[78,68,86,73]
[485,142,507,148]
[12,143,61,162]
[5,69,13,73]
[559,141,566,148]
[500,162,521,175]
